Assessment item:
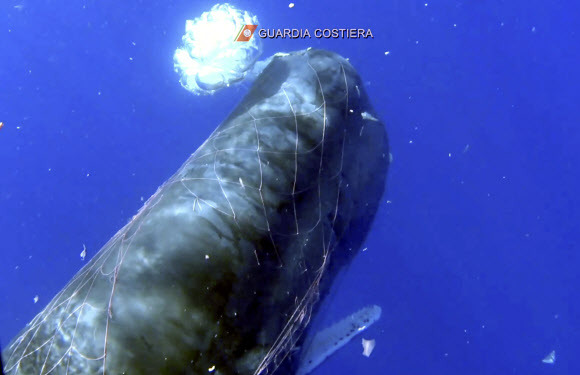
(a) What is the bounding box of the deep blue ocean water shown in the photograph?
[1,0,578,374]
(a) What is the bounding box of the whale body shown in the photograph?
[2,48,389,375]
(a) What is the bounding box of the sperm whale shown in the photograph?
[2,48,389,375]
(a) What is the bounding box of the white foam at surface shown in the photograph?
[173,3,262,95]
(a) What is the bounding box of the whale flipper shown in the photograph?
[296,305,382,375]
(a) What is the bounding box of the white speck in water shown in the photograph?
[362,338,376,357]
[542,350,556,364]
[80,244,87,261]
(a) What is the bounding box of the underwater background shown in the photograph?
[1,0,578,374]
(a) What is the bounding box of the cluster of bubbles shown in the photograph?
[173,3,262,95]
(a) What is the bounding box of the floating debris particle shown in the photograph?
[362,338,376,357]
[542,350,556,364]
[361,112,378,121]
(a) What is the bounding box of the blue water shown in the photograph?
[1,1,578,374]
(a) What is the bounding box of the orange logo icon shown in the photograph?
[235,25,258,42]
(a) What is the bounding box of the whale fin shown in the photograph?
[296,305,382,375]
